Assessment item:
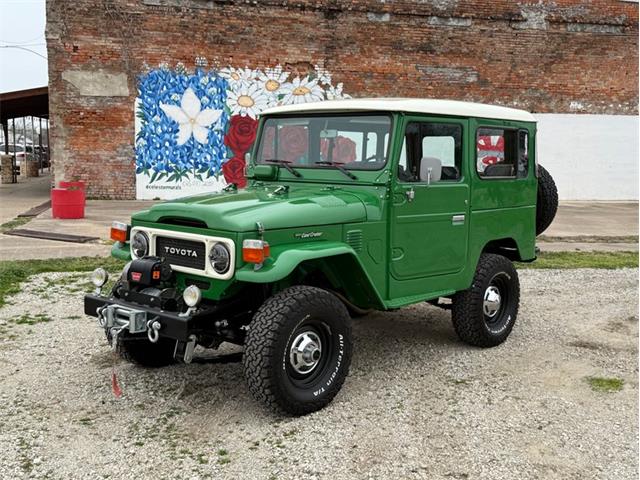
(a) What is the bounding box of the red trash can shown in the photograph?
[51,181,86,219]
[59,181,86,191]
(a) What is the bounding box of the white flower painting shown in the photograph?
[160,87,223,145]
[227,82,272,119]
[219,65,350,120]
[280,76,325,104]
[259,65,290,94]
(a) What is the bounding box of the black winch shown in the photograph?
[127,256,173,286]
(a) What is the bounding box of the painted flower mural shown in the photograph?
[476,134,505,172]
[160,88,223,145]
[135,62,349,199]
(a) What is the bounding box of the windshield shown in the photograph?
[256,113,392,170]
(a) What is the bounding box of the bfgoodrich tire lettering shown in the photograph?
[243,285,353,415]
[452,254,520,348]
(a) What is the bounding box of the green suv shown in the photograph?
[85,98,558,415]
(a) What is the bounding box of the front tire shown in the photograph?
[243,286,353,415]
[452,254,520,347]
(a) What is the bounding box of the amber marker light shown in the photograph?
[110,221,130,243]
[242,239,271,264]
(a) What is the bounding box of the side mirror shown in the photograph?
[252,164,277,180]
[420,157,442,184]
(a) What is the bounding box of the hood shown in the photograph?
[132,185,368,232]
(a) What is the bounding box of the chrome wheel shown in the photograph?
[289,330,323,375]
[483,285,502,318]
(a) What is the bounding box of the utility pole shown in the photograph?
[11,118,17,183]
[22,117,27,178]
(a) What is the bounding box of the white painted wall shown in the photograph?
[535,114,639,200]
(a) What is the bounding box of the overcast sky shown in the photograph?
[0,0,48,93]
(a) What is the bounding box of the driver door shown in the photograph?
[390,117,470,283]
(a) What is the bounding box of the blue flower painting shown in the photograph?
[136,68,230,183]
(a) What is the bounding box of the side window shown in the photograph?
[397,122,462,183]
[518,130,529,178]
[477,128,526,179]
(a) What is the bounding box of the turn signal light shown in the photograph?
[242,239,270,264]
[110,221,130,243]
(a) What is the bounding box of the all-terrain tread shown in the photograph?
[452,253,519,348]
[536,165,559,236]
[243,285,352,415]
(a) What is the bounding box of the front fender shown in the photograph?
[111,241,132,261]
[235,241,355,283]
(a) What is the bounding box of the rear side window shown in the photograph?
[476,128,528,179]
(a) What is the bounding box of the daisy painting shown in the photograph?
[227,82,272,119]
[280,76,325,104]
[259,65,290,94]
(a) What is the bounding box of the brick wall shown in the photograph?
[46,0,638,199]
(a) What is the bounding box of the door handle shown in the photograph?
[452,214,465,225]
[405,188,415,202]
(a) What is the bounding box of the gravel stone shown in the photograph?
[0,268,637,479]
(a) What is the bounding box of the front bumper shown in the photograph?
[85,294,203,341]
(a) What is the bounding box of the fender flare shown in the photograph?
[234,241,385,307]
[235,241,357,283]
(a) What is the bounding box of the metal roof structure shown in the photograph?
[0,86,49,124]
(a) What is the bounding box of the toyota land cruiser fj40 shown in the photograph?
[85,98,558,415]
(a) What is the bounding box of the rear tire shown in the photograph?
[536,165,558,236]
[452,254,519,348]
[243,285,353,415]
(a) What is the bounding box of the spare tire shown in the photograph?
[536,165,558,236]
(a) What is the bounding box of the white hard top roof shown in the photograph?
[262,98,536,122]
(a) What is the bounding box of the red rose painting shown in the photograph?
[222,115,259,186]
[279,126,309,163]
[320,136,357,164]
[221,155,247,188]
[260,126,276,159]
[225,115,258,156]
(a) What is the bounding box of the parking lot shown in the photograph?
[0,267,637,480]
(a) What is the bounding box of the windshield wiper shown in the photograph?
[263,159,302,178]
[314,161,358,180]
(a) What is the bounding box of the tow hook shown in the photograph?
[147,320,161,343]
[174,335,197,364]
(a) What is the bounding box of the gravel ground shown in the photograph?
[0,268,637,480]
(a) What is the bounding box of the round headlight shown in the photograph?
[91,268,109,287]
[131,231,149,258]
[183,285,202,307]
[209,242,230,274]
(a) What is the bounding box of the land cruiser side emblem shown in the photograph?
[164,246,198,257]
[294,232,323,239]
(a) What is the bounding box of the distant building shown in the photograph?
[46,0,638,200]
